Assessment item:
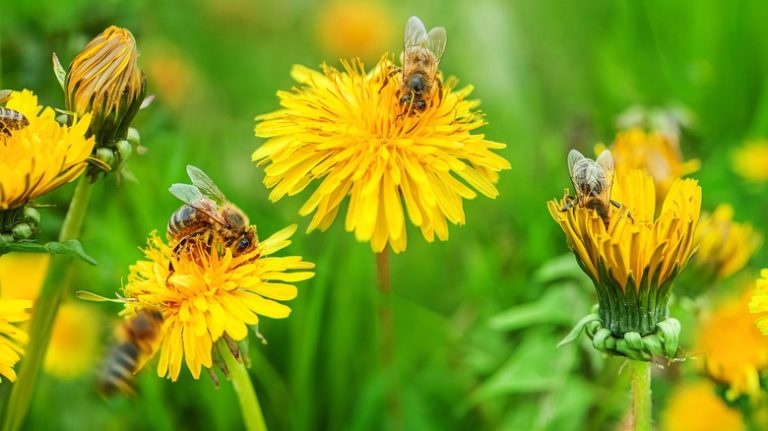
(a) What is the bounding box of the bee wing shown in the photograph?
[169,183,228,226]
[567,149,586,182]
[404,16,428,49]
[426,26,447,63]
[596,149,615,198]
[186,165,229,205]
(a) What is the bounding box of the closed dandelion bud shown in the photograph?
[551,166,701,360]
[0,234,14,243]
[115,139,133,164]
[66,26,145,180]
[127,127,140,146]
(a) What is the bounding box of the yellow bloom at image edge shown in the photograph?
[0,90,93,210]
[661,382,744,431]
[749,269,768,335]
[254,56,510,253]
[121,225,314,381]
[0,299,32,382]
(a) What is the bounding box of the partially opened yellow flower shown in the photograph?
[254,57,510,253]
[120,225,314,381]
[604,128,699,203]
[43,303,101,380]
[0,90,93,211]
[732,140,768,182]
[661,382,745,431]
[549,170,701,358]
[0,299,32,382]
[695,204,760,280]
[700,289,768,401]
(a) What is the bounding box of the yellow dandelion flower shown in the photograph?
[66,26,145,145]
[695,204,760,280]
[604,128,699,203]
[548,170,700,339]
[43,303,101,379]
[699,289,768,400]
[254,58,510,253]
[0,253,50,301]
[0,90,93,211]
[749,269,768,336]
[732,140,768,182]
[121,225,314,381]
[0,299,32,382]
[661,382,745,431]
[317,2,393,61]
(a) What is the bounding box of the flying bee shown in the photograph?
[99,309,163,395]
[561,149,624,227]
[167,165,257,259]
[397,16,447,114]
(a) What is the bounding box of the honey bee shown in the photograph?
[99,309,163,395]
[561,149,623,226]
[0,89,29,138]
[398,16,447,113]
[167,165,257,258]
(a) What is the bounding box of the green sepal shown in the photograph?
[557,313,599,347]
[52,53,66,91]
[0,239,97,265]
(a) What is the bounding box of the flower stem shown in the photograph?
[1,176,93,431]
[375,248,402,429]
[630,359,652,431]
[217,341,267,431]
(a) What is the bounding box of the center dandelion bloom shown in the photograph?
[700,289,768,401]
[254,57,510,253]
[0,299,32,382]
[550,170,701,359]
[0,90,93,213]
[120,225,314,381]
[604,128,699,203]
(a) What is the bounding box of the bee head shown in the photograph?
[234,228,257,255]
[407,74,427,93]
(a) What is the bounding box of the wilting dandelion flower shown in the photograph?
[0,90,93,213]
[317,2,393,61]
[603,128,699,203]
[700,289,768,401]
[254,57,510,253]
[732,140,768,182]
[661,382,745,431]
[550,170,701,359]
[43,303,101,379]
[0,299,32,382]
[694,204,760,280]
[120,225,314,381]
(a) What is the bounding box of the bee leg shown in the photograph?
[560,196,578,212]
[610,200,635,223]
[436,78,444,105]
[379,67,401,94]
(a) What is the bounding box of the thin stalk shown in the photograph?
[375,248,402,429]
[1,176,93,431]
[630,360,652,431]
[217,341,267,431]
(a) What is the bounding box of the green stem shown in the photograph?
[375,248,402,430]
[630,360,652,431]
[1,176,93,431]
[217,341,267,431]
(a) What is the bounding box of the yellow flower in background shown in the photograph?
[144,42,199,110]
[0,253,50,301]
[43,303,101,379]
[549,170,700,341]
[66,25,145,144]
[603,128,699,203]
[661,382,744,431]
[695,204,760,279]
[0,299,32,382]
[699,289,768,400]
[732,140,768,182]
[254,58,510,253]
[121,225,314,381]
[317,2,393,61]
[0,90,93,211]
[750,269,768,335]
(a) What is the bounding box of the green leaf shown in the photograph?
[0,239,96,265]
[52,52,67,91]
[489,285,588,331]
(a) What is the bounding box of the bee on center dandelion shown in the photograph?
[253,16,510,253]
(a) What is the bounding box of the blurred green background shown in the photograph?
[2,0,768,430]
